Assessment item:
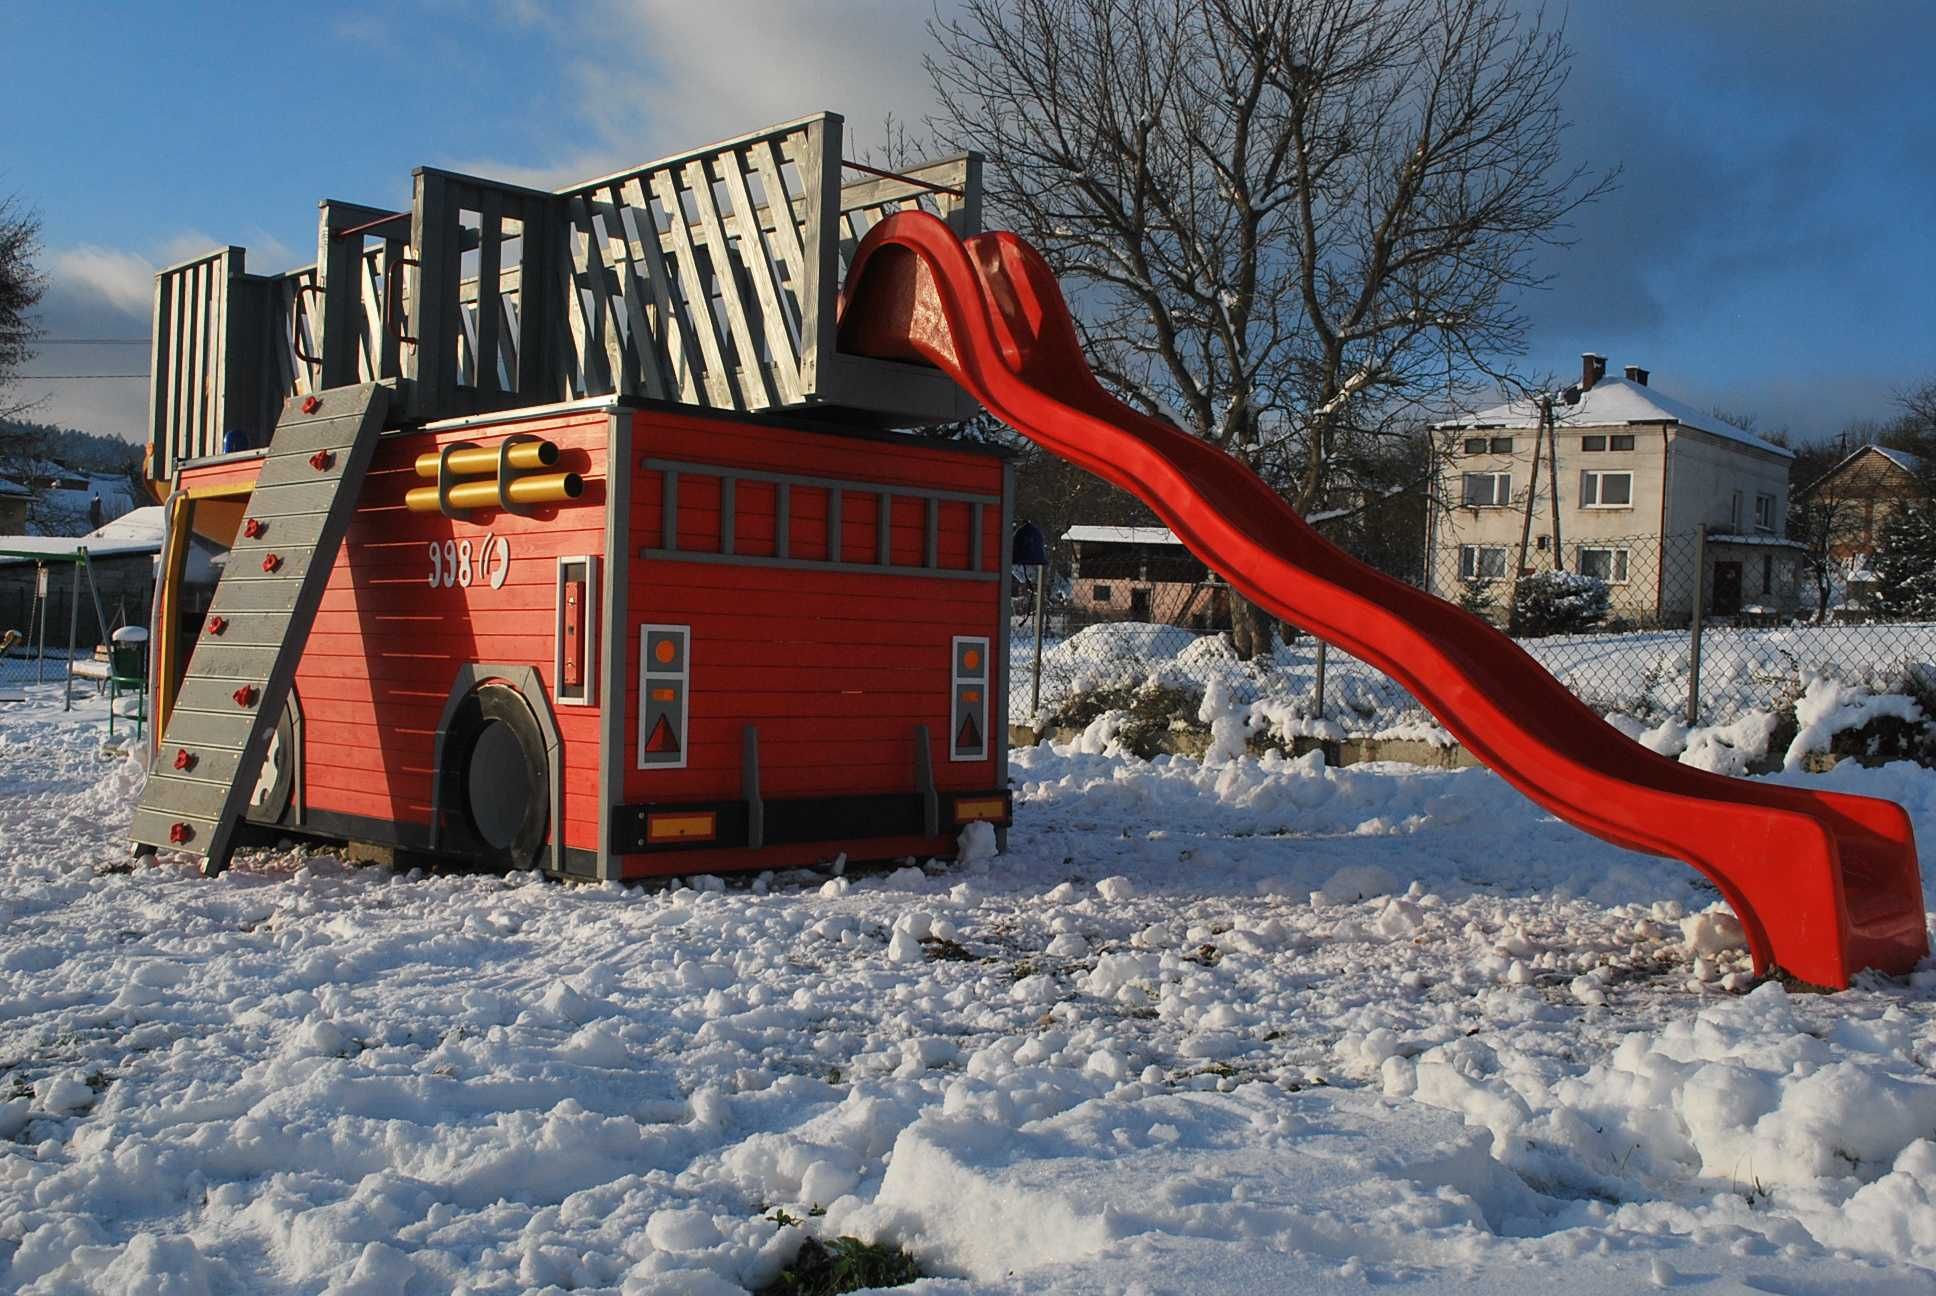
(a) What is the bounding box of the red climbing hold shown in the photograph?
[173,748,196,771]
[242,517,264,539]
[309,450,334,471]
[233,685,257,707]
[169,822,193,845]
[207,616,227,636]
[261,553,282,573]
[301,395,321,414]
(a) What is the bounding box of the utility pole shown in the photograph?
[1514,415,1544,579]
[1544,395,1564,570]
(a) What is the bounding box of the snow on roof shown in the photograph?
[0,478,28,498]
[1439,376,1793,458]
[0,505,167,562]
[1063,525,1181,546]
[1872,446,1925,474]
[1705,533,1807,549]
[1065,508,1352,549]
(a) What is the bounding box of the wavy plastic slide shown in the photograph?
[838,211,1928,990]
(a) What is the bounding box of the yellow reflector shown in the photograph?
[953,797,1009,824]
[646,812,717,844]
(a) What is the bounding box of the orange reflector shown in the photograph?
[646,811,717,844]
[953,797,1009,824]
[651,687,676,702]
[962,689,980,703]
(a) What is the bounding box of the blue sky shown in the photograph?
[6,1,1933,446]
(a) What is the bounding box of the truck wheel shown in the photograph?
[449,683,549,869]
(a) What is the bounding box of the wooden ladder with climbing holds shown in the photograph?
[131,384,391,873]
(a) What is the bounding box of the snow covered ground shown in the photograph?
[1,690,1934,1294]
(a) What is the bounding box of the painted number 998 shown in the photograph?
[428,534,511,589]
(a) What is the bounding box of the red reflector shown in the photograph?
[646,812,716,844]
[643,714,680,754]
[956,712,981,751]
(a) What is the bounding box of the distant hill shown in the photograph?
[0,418,143,476]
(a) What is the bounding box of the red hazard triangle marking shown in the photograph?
[956,710,981,752]
[645,713,681,754]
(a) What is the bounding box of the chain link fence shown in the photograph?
[1011,525,1936,736]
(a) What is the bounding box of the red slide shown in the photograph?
[838,211,1929,990]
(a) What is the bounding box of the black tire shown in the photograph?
[444,683,549,869]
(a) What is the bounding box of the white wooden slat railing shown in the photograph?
[150,111,981,476]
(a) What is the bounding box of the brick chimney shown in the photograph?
[1623,364,1649,386]
[1581,353,1607,390]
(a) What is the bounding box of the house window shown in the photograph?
[1462,436,1514,455]
[1578,546,1630,584]
[1754,493,1776,532]
[1461,472,1511,507]
[1092,584,1114,602]
[1581,433,1635,452]
[1761,553,1774,594]
[1579,470,1633,508]
[1730,490,1744,531]
[1459,545,1509,581]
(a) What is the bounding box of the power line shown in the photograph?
[35,338,152,345]
[17,374,148,380]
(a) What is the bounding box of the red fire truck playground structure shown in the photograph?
[132,112,1926,990]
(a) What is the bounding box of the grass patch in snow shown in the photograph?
[756,1235,922,1296]
[1044,681,1205,757]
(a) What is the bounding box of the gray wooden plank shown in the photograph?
[207,577,309,614]
[647,169,738,409]
[132,774,232,820]
[618,178,700,404]
[682,158,774,410]
[716,148,803,405]
[475,192,503,394]
[225,512,330,551]
[232,480,356,520]
[599,183,670,401]
[175,643,284,681]
[788,120,842,399]
[144,708,261,750]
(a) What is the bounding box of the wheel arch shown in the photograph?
[428,664,563,872]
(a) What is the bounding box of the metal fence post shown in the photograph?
[34,564,47,687]
[1313,638,1328,719]
[1030,566,1046,721]
[63,560,80,712]
[1686,525,1707,726]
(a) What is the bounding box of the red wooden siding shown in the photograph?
[622,411,1007,810]
[292,410,611,853]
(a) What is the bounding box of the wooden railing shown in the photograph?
[150,112,981,475]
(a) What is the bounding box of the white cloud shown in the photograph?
[45,246,154,320]
[444,0,952,187]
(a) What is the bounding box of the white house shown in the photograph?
[1431,355,1801,624]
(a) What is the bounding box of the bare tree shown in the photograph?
[928,0,1610,654]
[0,193,44,423]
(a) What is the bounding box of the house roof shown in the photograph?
[0,478,28,498]
[1438,376,1793,458]
[0,505,167,561]
[1800,443,1927,497]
